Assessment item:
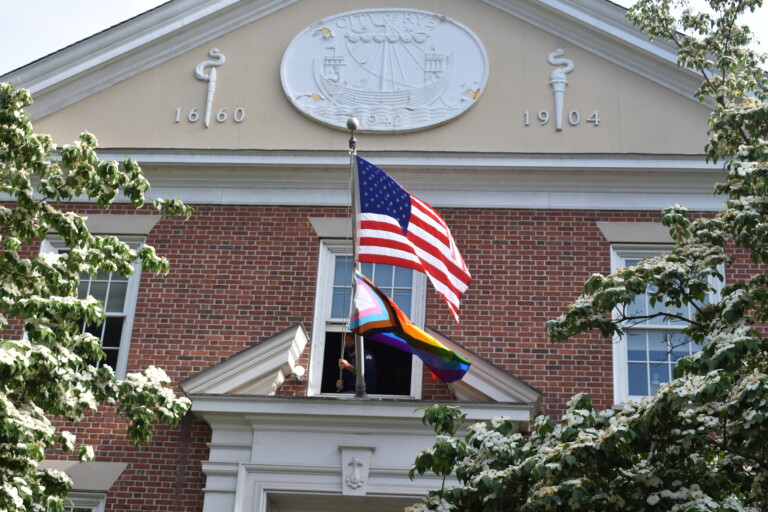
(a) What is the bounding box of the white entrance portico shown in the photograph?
[182,325,541,512]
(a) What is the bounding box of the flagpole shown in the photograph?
[347,117,367,399]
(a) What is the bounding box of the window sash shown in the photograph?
[611,245,722,404]
[329,256,415,321]
[624,328,703,396]
[40,236,143,379]
[309,240,426,398]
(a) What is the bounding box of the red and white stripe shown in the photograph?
[358,194,471,323]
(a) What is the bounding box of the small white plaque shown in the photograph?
[280,9,489,133]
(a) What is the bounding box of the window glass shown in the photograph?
[612,246,722,403]
[626,330,687,396]
[331,256,354,319]
[41,237,143,378]
[628,362,648,396]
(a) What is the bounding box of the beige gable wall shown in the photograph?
[33,0,711,154]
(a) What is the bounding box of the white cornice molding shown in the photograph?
[97,149,718,171]
[42,150,723,210]
[120,151,723,210]
[192,396,537,427]
[2,0,300,120]
[25,150,722,210]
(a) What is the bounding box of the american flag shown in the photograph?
[355,156,471,323]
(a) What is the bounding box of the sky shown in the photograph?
[0,0,766,76]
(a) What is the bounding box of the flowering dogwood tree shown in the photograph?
[409,1,768,510]
[0,83,192,511]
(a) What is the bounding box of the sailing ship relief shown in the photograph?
[281,9,489,133]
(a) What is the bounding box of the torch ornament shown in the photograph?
[548,49,574,131]
[195,48,226,128]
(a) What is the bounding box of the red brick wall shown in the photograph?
[12,203,762,510]
[50,412,210,512]
[428,209,656,415]
[131,204,334,381]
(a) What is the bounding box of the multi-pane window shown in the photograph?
[310,241,426,397]
[79,268,132,372]
[41,237,143,379]
[611,246,722,403]
[623,270,704,397]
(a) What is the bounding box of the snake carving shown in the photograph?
[547,49,574,131]
[195,48,226,128]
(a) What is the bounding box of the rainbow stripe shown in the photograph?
[349,272,471,383]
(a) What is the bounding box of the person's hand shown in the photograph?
[336,379,344,391]
[338,358,354,371]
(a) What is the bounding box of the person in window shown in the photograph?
[336,335,378,394]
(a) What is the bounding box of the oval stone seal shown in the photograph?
[280,8,489,133]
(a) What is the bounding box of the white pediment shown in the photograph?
[180,321,541,409]
[3,0,719,210]
[180,323,309,395]
[4,0,703,122]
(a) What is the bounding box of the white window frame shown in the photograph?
[308,240,426,398]
[611,244,723,404]
[63,492,106,512]
[40,236,144,379]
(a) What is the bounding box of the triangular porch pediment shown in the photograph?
[181,323,542,411]
[181,323,309,396]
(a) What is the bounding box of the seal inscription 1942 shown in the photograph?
[280,9,489,133]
